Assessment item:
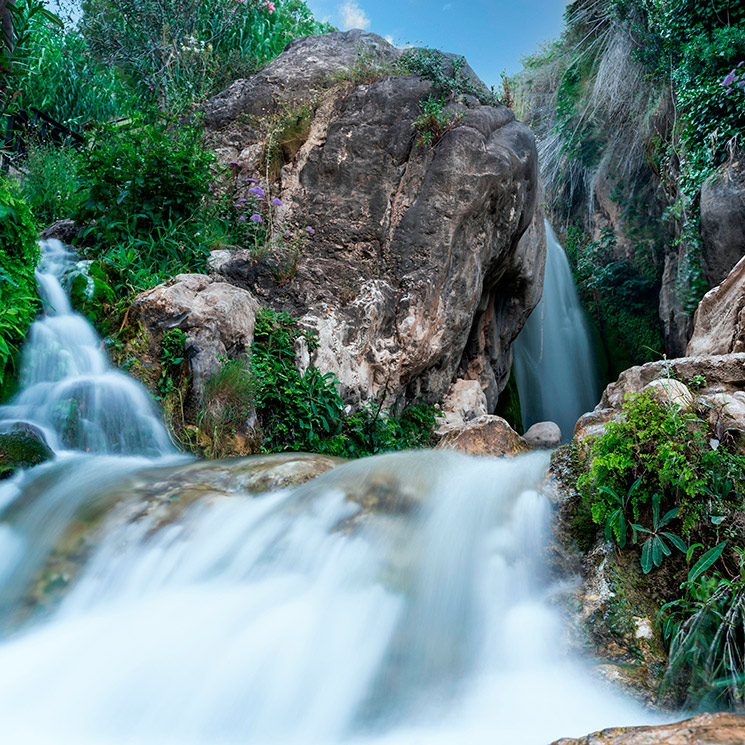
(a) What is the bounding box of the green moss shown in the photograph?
[0,431,54,479]
[495,368,524,435]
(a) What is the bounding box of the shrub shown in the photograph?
[21,143,85,228]
[580,389,745,538]
[0,178,40,394]
[75,118,214,289]
[79,0,332,111]
[413,95,463,148]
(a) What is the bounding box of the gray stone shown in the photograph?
[524,420,561,449]
[701,155,745,287]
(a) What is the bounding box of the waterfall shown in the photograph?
[0,240,173,456]
[513,222,601,441]
[0,239,656,744]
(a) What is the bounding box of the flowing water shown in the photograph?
[0,241,654,744]
[513,222,601,441]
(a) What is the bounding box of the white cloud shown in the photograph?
[339,0,370,30]
[442,3,453,10]
[384,34,394,45]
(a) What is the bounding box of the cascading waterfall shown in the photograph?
[0,240,656,744]
[512,221,601,440]
[0,240,173,456]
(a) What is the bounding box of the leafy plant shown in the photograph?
[413,95,463,148]
[159,329,187,398]
[631,494,687,574]
[0,177,39,395]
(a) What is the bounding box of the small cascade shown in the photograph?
[0,240,173,457]
[512,221,601,440]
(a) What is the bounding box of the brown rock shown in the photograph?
[435,414,529,457]
[551,712,745,745]
[687,254,745,357]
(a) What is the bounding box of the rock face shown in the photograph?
[701,155,745,287]
[130,274,259,399]
[551,712,745,745]
[203,31,542,411]
[687,254,745,357]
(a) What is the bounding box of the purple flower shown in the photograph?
[244,178,258,183]
[284,230,291,236]
[248,185,266,197]
[727,88,734,93]
[227,161,240,166]
[271,198,283,206]
[723,71,736,86]
[238,198,247,203]
[250,214,263,223]
[305,225,315,235]
[238,216,246,222]
[739,61,745,67]
[739,81,745,88]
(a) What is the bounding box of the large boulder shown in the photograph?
[203,31,542,411]
[436,414,529,457]
[687,254,745,357]
[701,155,745,287]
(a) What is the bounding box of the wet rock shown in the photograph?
[436,414,529,457]
[687,254,745,357]
[524,420,561,449]
[434,378,488,435]
[701,155,745,287]
[0,427,54,478]
[204,31,542,410]
[39,219,78,244]
[548,447,670,708]
[551,712,745,745]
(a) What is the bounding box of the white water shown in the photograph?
[0,240,173,456]
[513,222,601,441]
[0,239,655,744]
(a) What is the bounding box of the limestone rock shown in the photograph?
[39,219,78,244]
[524,420,561,448]
[205,31,542,410]
[599,354,745,411]
[687,254,745,357]
[131,273,259,399]
[436,414,529,457]
[573,408,616,456]
[642,378,694,409]
[551,712,745,745]
[701,155,745,287]
[435,378,488,434]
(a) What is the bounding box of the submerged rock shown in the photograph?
[551,712,745,745]
[0,427,54,479]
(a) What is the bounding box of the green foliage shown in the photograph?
[251,307,437,457]
[262,101,315,181]
[1,0,63,114]
[12,26,133,127]
[75,118,213,289]
[400,48,502,106]
[631,494,687,574]
[563,225,663,374]
[65,260,117,331]
[21,143,84,228]
[80,0,332,111]
[413,95,463,148]
[159,329,187,398]
[252,307,345,453]
[580,389,745,538]
[0,178,39,395]
[197,356,255,458]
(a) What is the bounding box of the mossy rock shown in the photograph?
[0,430,54,479]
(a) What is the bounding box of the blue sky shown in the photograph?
[305,0,569,87]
